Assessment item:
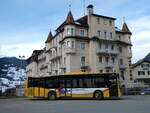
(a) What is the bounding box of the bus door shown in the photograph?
[65,79,72,97]
[107,75,118,97]
[28,78,34,97]
[39,78,45,97]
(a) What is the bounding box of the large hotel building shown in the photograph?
[26,5,133,88]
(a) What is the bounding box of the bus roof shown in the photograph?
[28,72,118,78]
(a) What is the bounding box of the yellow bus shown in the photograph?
[25,72,121,100]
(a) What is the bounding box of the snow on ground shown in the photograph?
[0,66,25,93]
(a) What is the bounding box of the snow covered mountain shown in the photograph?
[0,57,26,93]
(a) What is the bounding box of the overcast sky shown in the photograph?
[0,0,150,63]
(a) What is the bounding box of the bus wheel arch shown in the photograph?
[48,91,56,100]
[93,90,103,100]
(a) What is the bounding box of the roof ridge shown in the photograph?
[122,22,131,33]
[65,11,75,24]
[45,32,53,43]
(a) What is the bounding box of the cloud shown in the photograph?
[128,16,150,63]
[0,43,45,58]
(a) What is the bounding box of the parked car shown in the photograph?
[125,87,142,95]
[139,87,150,95]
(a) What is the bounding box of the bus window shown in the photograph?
[93,77,106,88]
[46,78,58,88]
[28,78,33,88]
[79,79,84,88]
[65,79,72,88]
[33,78,40,87]
[72,79,78,88]
[39,79,45,88]
[83,78,92,88]
[53,78,59,88]
[59,79,65,88]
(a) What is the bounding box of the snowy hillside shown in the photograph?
[0,57,26,93]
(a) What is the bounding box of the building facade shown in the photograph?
[26,5,133,88]
[132,53,150,87]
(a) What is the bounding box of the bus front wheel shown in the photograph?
[94,91,103,100]
[48,92,56,100]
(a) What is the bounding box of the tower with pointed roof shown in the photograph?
[26,5,133,88]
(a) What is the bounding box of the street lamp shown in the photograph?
[19,55,25,84]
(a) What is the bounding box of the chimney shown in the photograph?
[87,4,94,15]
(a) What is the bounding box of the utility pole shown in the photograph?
[19,55,25,85]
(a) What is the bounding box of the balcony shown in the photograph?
[119,64,127,69]
[40,64,48,71]
[50,53,62,61]
[96,49,118,56]
[105,63,113,68]
[65,48,76,54]
[60,64,66,69]
[80,64,89,70]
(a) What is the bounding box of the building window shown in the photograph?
[81,56,85,66]
[106,69,109,72]
[112,57,115,64]
[141,64,149,68]
[71,41,75,48]
[71,28,74,35]
[98,42,101,49]
[97,30,101,37]
[64,57,66,65]
[80,30,84,36]
[105,57,109,63]
[129,47,131,53]
[67,41,71,48]
[97,18,100,24]
[118,35,121,40]
[111,45,114,50]
[109,20,112,26]
[138,71,145,75]
[67,28,71,35]
[148,71,150,75]
[99,70,103,72]
[121,71,125,80]
[104,19,107,25]
[105,44,109,50]
[81,70,86,72]
[80,43,85,50]
[104,31,107,39]
[118,47,122,53]
[110,32,113,39]
[120,59,123,65]
[99,56,103,63]
[128,36,130,42]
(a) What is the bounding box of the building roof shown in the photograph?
[75,16,89,27]
[122,22,132,34]
[27,50,44,64]
[45,32,53,43]
[92,14,116,20]
[56,12,88,32]
[65,11,75,24]
[132,53,150,68]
